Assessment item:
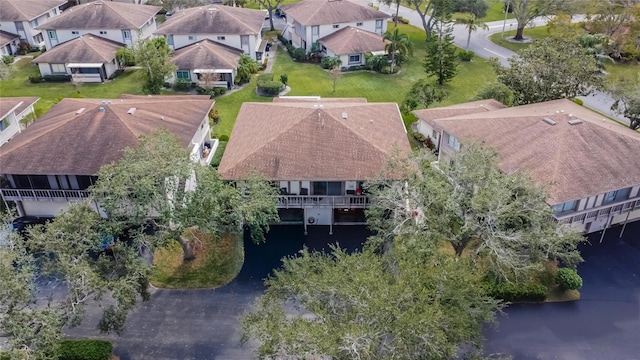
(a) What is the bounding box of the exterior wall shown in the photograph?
[416,120,440,146]
[38,60,117,82]
[43,28,147,49]
[286,18,387,51]
[167,33,261,60]
[1,39,19,56]
[0,103,36,147]
[21,200,73,217]
[0,6,62,47]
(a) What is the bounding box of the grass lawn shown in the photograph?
[488,26,551,53]
[151,228,244,289]
[0,58,144,116]
[604,62,640,82]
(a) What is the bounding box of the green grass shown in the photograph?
[213,76,271,137]
[479,0,515,22]
[605,62,640,82]
[151,229,244,289]
[488,26,551,53]
[0,58,144,116]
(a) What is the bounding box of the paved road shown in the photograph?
[361,0,632,126]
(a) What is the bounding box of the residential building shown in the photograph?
[413,98,640,235]
[37,1,161,49]
[318,26,386,68]
[0,95,216,217]
[0,97,39,147]
[171,39,244,88]
[32,34,124,82]
[281,0,389,52]
[0,0,66,48]
[219,96,411,233]
[155,4,266,60]
[75,0,148,4]
[0,30,20,56]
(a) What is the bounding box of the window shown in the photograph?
[30,175,51,189]
[72,31,79,35]
[76,176,95,190]
[33,33,43,43]
[240,35,249,47]
[0,117,10,132]
[312,181,342,195]
[167,35,174,46]
[217,36,225,41]
[14,22,24,31]
[551,200,577,214]
[603,188,631,204]
[188,35,197,41]
[332,24,340,29]
[447,134,461,150]
[375,19,383,33]
[356,22,363,26]
[312,25,319,36]
[47,30,57,40]
[50,63,66,73]
[99,31,107,35]
[30,19,38,27]
[348,54,361,64]
[176,70,190,79]
[432,129,438,138]
[122,30,131,39]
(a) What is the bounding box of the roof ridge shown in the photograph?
[327,104,396,156]
[99,1,139,30]
[5,0,28,20]
[215,5,262,34]
[81,34,123,62]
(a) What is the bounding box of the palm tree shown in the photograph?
[455,14,489,49]
[578,34,615,73]
[383,28,414,73]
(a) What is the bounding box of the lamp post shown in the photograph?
[501,0,511,39]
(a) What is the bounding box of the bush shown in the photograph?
[57,339,112,360]
[43,74,71,82]
[291,48,306,61]
[277,34,288,44]
[196,86,208,95]
[2,55,14,65]
[458,49,475,61]
[280,73,288,85]
[218,134,229,141]
[380,65,398,74]
[209,108,220,125]
[474,81,515,106]
[572,98,584,106]
[210,86,227,97]
[173,78,190,91]
[29,75,44,83]
[116,47,136,66]
[483,281,547,302]
[412,131,426,142]
[556,268,583,290]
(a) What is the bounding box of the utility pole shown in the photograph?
[501,0,510,38]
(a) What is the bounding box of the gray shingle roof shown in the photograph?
[32,34,124,64]
[319,26,386,55]
[36,1,161,30]
[0,30,19,47]
[172,39,243,70]
[281,0,389,26]
[155,4,265,35]
[0,0,66,21]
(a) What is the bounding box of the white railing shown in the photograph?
[197,80,227,88]
[555,198,640,225]
[72,73,102,83]
[0,188,91,201]
[277,195,370,209]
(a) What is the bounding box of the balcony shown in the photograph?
[555,198,640,225]
[277,195,370,209]
[0,188,90,201]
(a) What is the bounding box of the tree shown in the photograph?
[132,37,176,94]
[509,0,578,41]
[424,19,458,85]
[365,145,584,280]
[452,0,489,18]
[321,56,342,92]
[382,0,405,26]
[492,37,602,105]
[474,81,515,106]
[146,0,204,12]
[405,0,441,40]
[578,34,615,72]
[91,130,279,261]
[456,14,489,49]
[609,73,640,130]
[242,245,502,359]
[0,203,152,358]
[255,0,283,31]
[383,28,414,73]
[401,79,448,112]
[236,54,259,84]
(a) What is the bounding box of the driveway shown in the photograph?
[64,225,370,360]
[484,221,640,359]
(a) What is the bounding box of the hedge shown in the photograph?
[556,268,583,290]
[483,281,547,302]
[58,339,112,360]
[44,74,72,82]
[257,73,284,95]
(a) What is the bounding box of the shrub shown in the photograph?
[173,78,190,91]
[424,136,435,150]
[2,55,14,65]
[43,74,71,82]
[412,131,426,142]
[258,80,284,95]
[401,17,410,24]
[483,281,547,302]
[196,86,208,95]
[380,65,398,74]
[277,34,288,44]
[292,48,306,61]
[556,268,583,290]
[210,86,227,97]
[116,47,135,66]
[209,108,220,125]
[218,134,229,141]
[474,81,515,106]
[57,339,112,360]
[280,73,288,85]
[29,75,44,83]
[572,98,584,106]
[458,49,475,61]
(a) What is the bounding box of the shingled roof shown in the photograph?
[219,98,411,181]
[155,4,265,35]
[0,30,19,47]
[0,97,40,120]
[0,0,66,21]
[319,26,386,55]
[32,34,124,64]
[281,0,389,26]
[172,39,243,70]
[420,99,640,204]
[0,96,214,175]
[36,1,161,30]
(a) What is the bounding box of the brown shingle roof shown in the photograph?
[0,97,40,119]
[424,99,640,204]
[0,0,66,21]
[36,1,161,30]
[0,30,19,47]
[155,4,265,35]
[172,39,243,70]
[0,96,214,175]
[32,34,124,64]
[413,99,508,133]
[319,26,386,55]
[281,0,389,26]
[272,97,368,103]
[219,98,411,180]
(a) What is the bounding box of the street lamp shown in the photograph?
[501,0,511,39]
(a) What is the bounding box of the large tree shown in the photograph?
[406,0,453,40]
[132,37,176,94]
[254,0,283,31]
[609,73,640,130]
[365,145,584,280]
[509,0,578,41]
[492,37,602,105]
[91,129,279,260]
[383,28,414,73]
[401,79,449,112]
[424,18,458,85]
[242,245,502,359]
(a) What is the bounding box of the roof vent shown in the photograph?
[107,101,112,104]
[542,117,556,125]
[75,107,86,115]
[342,112,348,119]
[101,100,107,104]
[161,116,165,121]
[208,6,217,11]
[99,106,105,112]
[568,119,583,125]
[127,107,137,115]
